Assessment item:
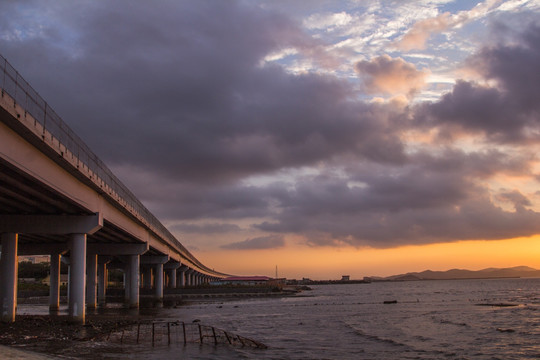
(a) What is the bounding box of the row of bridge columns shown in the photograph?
[0,215,221,324]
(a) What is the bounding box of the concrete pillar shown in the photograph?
[67,264,71,304]
[97,262,107,306]
[169,269,177,289]
[143,267,152,289]
[68,233,86,324]
[49,253,61,312]
[0,233,18,323]
[86,253,97,309]
[179,270,185,287]
[154,263,163,301]
[128,255,140,308]
[124,267,130,303]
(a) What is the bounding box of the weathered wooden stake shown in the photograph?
[167,322,171,345]
[224,331,232,344]
[198,324,203,344]
[182,322,187,345]
[212,327,217,345]
[237,335,245,347]
[152,322,155,347]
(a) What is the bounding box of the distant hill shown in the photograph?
[377,266,540,281]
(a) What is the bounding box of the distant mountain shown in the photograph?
[379,266,540,281]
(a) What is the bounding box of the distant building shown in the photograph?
[341,275,350,281]
[41,274,69,286]
[19,255,49,264]
[215,276,272,286]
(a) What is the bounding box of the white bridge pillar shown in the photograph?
[140,255,168,303]
[97,260,107,306]
[86,253,98,309]
[49,253,61,312]
[68,233,86,324]
[0,233,18,323]
[128,255,140,308]
[154,263,164,301]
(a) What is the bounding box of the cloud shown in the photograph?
[0,1,408,185]
[171,223,242,235]
[221,235,285,250]
[355,55,428,97]
[416,24,540,143]
[496,190,532,210]
[254,150,540,248]
[397,12,452,51]
[396,0,503,51]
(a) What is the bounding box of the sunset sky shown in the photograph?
[1,0,540,279]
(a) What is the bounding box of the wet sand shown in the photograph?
[0,314,139,359]
[0,345,58,359]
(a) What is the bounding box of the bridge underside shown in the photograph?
[0,156,157,252]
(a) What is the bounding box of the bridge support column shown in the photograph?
[0,233,18,323]
[179,270,185,287]
[68,234,86,324]
[49,253,61,312]
[169,269,177,289]
[123,266,130,303]
[86,253,97,309]
[97,261,107,306]
[178,266,188,287]
[143,267,152,289]
[164,262,181,289]
[128,255,140,308]
[154,263,163,302]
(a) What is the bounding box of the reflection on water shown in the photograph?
[16,278,540,359]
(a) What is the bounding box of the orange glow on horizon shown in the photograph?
[197,236,540,280]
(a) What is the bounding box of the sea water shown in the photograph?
[19,278,540,359]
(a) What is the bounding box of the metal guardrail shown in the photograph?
[0,54,219,276]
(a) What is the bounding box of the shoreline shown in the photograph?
[2,287,306,358]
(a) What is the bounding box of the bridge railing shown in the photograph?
[0,54,216,275]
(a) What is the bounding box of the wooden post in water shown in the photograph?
[136,323,141,344]
[152,322,155,347]
[237,335,245,347]
[182,322,187,345]
[212,327,217,345]
[224,331,232,344]
[167,322,171,345]
[198,324,203,344]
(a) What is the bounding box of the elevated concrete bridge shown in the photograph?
[0,55,228,324]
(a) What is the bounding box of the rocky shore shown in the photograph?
[0,314,139,358]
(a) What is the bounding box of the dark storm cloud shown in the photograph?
[416,25,540,143]
[221,234,285,250]
[495,190,532,211]
[171,223,242,235]
[0,0,405,185]
[254,149,540,247]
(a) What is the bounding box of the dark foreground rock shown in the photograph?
[0,315,138,358]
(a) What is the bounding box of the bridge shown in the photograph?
[0,54,228,324]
